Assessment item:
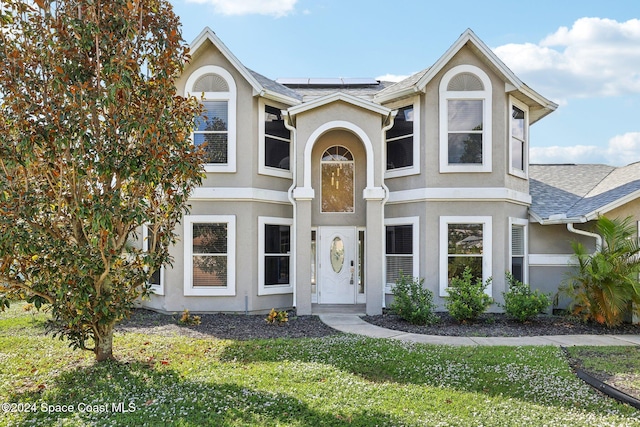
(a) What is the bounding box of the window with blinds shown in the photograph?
[194,100,229,164]
[192,223,228,287]
[386,224,413,285]
[511,225,525,283]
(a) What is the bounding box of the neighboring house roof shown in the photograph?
[530,163,640,223]
[374,29,558,124]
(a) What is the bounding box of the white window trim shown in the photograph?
[185,65,237,173]
[508,97,529,179]
[184,215,236,296]
[439,216,492,296]
[439,65,492,173]
[384,216,420,290]
[142,224,164,296]
[258,99,292,179]
[258,216,294,295]
[385,96,421,179]
[509,217,529,284]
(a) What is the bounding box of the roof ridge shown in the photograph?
[564,165,617,214]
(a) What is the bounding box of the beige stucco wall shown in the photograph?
[529,223,596,254]
[141,200,293,314]
[605,198,640,223]
[294,101,385,189]
[383,45,529,195]
[384,200,529,310]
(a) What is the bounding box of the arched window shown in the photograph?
[321,146,354,213]
[439,65,492,173]
[185,65,237,173]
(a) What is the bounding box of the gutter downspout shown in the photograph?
[283,111,298,310]
[567,222,602,252]
[380,111,397,309]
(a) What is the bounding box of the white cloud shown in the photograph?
[376,73,411,83]
[186,0,297,17]
[531,132,640,166]
[494,18,640,102]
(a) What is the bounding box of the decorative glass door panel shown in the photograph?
[318,227,356,304]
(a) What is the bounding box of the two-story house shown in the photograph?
[139,27,640,316]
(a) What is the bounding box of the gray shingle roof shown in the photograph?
[374,68,430,99]
[288,81,395,102]
[529,163,640,221]
[248,69,303,102]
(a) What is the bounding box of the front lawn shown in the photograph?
[0,303,638,426]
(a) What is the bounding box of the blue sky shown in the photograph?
[171,0,640,166]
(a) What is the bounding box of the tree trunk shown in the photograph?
[94,323,115,362]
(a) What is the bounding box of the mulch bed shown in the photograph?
[363,311,640,337]
[117,308,640,340]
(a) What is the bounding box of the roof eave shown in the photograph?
[373,86,421,104]
[188,27,265,97]
[583,188,640,221]
[288,91,392,117]
[260,89,302,106]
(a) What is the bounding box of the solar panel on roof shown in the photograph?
[309,78,343,85]
[275,78,309,85]
[342,78,379,85]
[276,77,380,87]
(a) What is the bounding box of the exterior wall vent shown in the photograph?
[447,72,484,91]
[193,73,229,92]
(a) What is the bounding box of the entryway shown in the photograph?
[317,226,357,304]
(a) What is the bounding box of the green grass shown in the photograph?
[567,346,640,398]
[1,302,639,426]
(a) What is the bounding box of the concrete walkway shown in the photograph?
[319,314,640,346]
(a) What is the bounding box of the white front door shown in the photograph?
[318,226,356,304]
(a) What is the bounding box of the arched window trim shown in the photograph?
[439,64,492,173]
[185,65,237,173]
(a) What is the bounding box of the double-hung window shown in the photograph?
[384,217,419,289]
[510,218,528,283]
[509,98,529,177]
[184,215,236,296]
[258,217,293,295]
[185,66,237,173]
[439,65,492,173]
[259,101,292,178]
[440,216,492,296]
[385,97,420,178]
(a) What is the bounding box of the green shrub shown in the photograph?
[501,272,550,322]
[390,275,438,325]
[444,267,493,323]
